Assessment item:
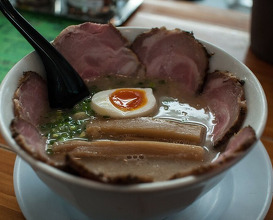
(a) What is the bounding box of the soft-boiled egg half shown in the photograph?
[91,88,157,118]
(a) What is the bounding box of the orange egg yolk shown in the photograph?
[110,89,147,111]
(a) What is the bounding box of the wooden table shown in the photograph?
[1,0,272,219]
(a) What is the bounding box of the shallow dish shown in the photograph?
[0,27,268,220]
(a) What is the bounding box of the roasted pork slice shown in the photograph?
[170,126,256,179]
[131,27,210,95]
[218,125,256,159]
[53,22,144,82]
[10,118,48,162]
[10,118,70,168]
[201,71,246,146]
[13,71,50,126]
[57,140,206,184]
[86,117,206,145]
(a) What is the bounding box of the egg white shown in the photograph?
[91,88,157,118]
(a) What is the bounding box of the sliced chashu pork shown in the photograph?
[10,118,49,163]
[131,27,210,95]
[201,71,246,145]
[11,72,54,166]
[13,71,50,126]
[11,72,49,161]
[53,22,144,82]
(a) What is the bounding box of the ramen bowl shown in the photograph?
[0,27,267,220]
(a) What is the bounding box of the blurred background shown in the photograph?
[10,0,252,24]
[0,0,252,81]
[11,0,253,10]
[199,0,251,13]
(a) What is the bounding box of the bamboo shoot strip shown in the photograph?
[53,140,205,161]
[86,117,206,146]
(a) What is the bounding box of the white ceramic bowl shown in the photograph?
[0,27,268,220]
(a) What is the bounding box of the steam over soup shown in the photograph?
[10,23,253,184]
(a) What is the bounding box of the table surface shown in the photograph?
[0,0,272,219]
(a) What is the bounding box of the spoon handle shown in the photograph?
[0,0,89,108]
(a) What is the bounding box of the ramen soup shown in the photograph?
[36,75,220,183]
[11,23,252,184]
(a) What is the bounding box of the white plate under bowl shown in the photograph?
[14,141,273,220]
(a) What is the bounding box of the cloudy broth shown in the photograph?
[40,75,220,181]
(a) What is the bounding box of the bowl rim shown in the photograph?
[0,26,268,193]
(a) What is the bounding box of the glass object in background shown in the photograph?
[67,0,115,17]
[226,0,252,12]
[12,0,143,26]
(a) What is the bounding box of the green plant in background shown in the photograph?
[0,11,79,82]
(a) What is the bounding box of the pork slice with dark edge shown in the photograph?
[131,27,210,95]
[201,71,246,146]
[53,22,145,82]
[11,72,66,167]
[13,71,50,126]
[10,118,48,162]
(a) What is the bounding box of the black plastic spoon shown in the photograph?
[0,0,90,108]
